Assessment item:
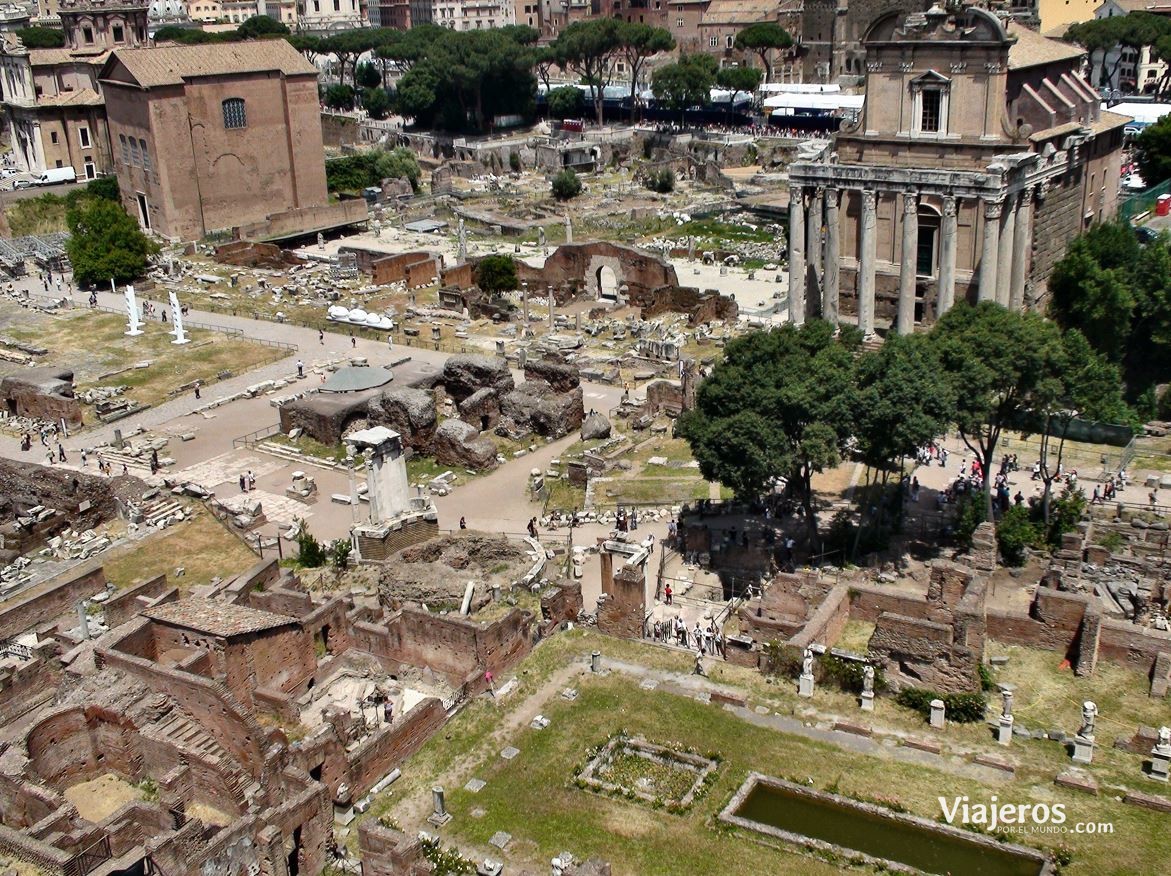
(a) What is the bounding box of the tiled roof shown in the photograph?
[142,598,296,637]
[1007,21,1085,70]
[106,40,317,88]
[28,48,109,66]
[702,0,783,24]
[36,88,104,107]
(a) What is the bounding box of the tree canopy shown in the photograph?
[553,19,623,126]
[66,199,158,287]
[475,255,518,295]
[237,14,288,38]
[651,54,717,123]
[547,85,583,120]
[1048,221,1171,408]
[393,27,536,132]
[677,321,861,548]
[15,27,65,49]
[616,22,674,118]
[734,22,793,84]
[1136,112,1171,186]
[1064,12,1171,91]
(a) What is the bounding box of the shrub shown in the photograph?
[295,519,326,568]
[328,539,352,571]
[646,168,675,193]
[952,494,986,549]
[475,254,518,295]
[996,504,1042,566]
[977,662,995,692]
[509,151,522,172]
[1046,485,1087,548]
[761,641,802,678]
[817,653,885,694]
[896,687,987,723]
[551,168,582,200]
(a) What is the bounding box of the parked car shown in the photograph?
[12,178,33,189]
[1135,225,1160,244]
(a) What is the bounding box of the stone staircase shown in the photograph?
[139,495,186,528]
[146,711,261,802]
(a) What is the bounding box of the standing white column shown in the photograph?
[897,191,918,335]
[788,184,806,325]
[823,188,840,325]
[1009,187,1033,312]
[807,187,823,313]
[997,194,1016,307]
[124,285,143,336]
[937,196,958,317]
[978,198,1003,304]
[858,190,878,336]
[169,290,189,345]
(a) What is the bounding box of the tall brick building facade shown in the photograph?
[99,40,329,241]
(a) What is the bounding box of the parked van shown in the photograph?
[34,167,77,186]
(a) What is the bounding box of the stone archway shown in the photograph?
[597,265,619,300]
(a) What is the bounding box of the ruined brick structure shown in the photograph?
[0,367,83,427]
[514,242,679,305]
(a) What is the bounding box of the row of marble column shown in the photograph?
[787,185,1035,334]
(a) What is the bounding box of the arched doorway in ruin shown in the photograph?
[597,265,619,301]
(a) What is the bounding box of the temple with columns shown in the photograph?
[786,3,1128,334]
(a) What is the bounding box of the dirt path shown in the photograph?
[395,660,587,827]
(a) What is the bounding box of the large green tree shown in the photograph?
[66,199,158,286]
[393,27,535,132]
[928,303,1071,518]
[651,54,717,125]
[677,321,860,549]
[1136,112,1171,187]
[733,22,793,84]
[616,22,674,121]
[554,19,623,126]
[475,255,518,295]
[238,14,289,38]
[547,85,583,120]
[716,65,762,123]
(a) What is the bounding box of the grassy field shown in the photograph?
[365,631,1170,876]
[99,504,258,593]
[2,311,283,410]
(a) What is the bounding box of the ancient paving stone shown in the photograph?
[464,778,486,793]
[500,746,520,760]
[489,831,512,850]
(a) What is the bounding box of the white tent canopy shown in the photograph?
[765,93,865,114]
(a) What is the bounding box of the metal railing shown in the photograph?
[1121,177,1171,224]
[233,422,283,449]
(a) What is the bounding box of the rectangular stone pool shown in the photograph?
[720,773,1049,876]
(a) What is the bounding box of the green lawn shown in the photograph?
[364,632,1171,875]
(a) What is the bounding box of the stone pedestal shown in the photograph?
[798,673,814,698]
[1072,734,1095,765]
[860,691,874,712]
[929,698,946,729]
[1150,746,1171,782]
[998,715,1014,746]
[427,786,451,826]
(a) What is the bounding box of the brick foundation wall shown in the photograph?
[355,518,439,561]
[790,583,851,649]
[0,657,59,725]
[540,582,583,634]
[0,566,106,640]
[0,824,71,875]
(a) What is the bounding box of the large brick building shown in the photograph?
[787,6,1127,334]
[99,39,330,241]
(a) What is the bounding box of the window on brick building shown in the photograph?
[708,35,716,47]
[82,26,93,44]
[222,97,246,129]
[139,139,151,172]
[119,133,129,164]
[129,136,140,166]
[79,126,90,148]
[113,24,124,42]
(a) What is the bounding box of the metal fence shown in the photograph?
[233,423,283,449]
[1120,178,1171,224]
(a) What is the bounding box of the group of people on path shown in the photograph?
[649,615,726,658]
[239,470,256,492]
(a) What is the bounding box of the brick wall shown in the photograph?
[368,251,438,286]
[358,820,430,876]
[442,262,475,288]
[0,657,59,725]
[97,631,268,777]
[597,564,645,640]
[0,566,106,641]
[103,574,171,628]
[355,518,438,561]
[790,584,851,650]
[346,697,445,796]
[540,582,583,634]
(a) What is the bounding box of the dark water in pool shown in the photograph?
[735,783,1043,876]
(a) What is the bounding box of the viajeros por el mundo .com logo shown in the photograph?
[938,796,1114,835]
